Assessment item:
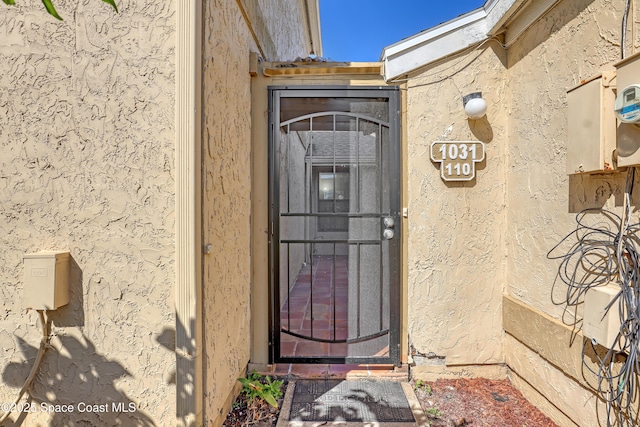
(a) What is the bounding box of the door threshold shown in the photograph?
[264,363,408,381]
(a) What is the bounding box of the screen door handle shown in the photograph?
[383,216,395,240]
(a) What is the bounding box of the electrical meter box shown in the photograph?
[23,251,70,310]
[583,283,621,350]
[615,52,640,167]
[566,72,617,174]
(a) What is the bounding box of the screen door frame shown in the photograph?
[268,85,401,365]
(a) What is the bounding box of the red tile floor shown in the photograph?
[275,255,405,379]
[280,255,350,358]
[272,362,408,380]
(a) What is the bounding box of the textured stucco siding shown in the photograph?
[405,43,508,366]
[503,296,613,426]
[406,0,640,423]
[506,0,626,319]
[0,1,176,425]
[501,0,633,423]
[202,1,310,425]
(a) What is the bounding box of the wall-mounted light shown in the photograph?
[463,92,487,119]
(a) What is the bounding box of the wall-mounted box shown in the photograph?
[615,52,640,167]
[567,72,617,174]
[23,251,70,310]
[583,282,621,350]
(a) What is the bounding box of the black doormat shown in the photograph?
[287,379,416,423]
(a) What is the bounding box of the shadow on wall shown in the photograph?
[568,171,640,213]
[156,318,197,426]
[507,0,597,67]
[156,327,176,385]
[1,254,161,426]
[47,255,84,328]
[411,40,506,88]
[2,332,156,426]
[468,115,493,144]
[554,174,636,329]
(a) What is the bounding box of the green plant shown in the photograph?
[426,406,442,418]
[238,371,283,409]
[2,0,117,21]
[414,379,432,395]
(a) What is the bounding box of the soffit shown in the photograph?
[237,0,323,60]
[262,61,382,77]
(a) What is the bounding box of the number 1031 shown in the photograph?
[438,143,477,160]
[430,141,485,182]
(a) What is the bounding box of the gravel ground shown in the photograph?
[413,377,557,427]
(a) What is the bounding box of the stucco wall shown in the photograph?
[406,0,640,422]
[0,1,176,425]
[502,0,633,423]
[202,1,311,425]
[406,0,640,423]
[506,0,625,318]
[405,42,508,367]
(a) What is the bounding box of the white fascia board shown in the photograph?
[484,0,521,31]
[306,0,323,56]
[382,19,488,81]
[382,8,487,59]
[501,0,561,47]
[381,0,524,81]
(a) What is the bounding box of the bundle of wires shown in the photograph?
[0,310,49,425]
[548,168,640,426]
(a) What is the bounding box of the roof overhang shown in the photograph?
[262,61,381,77]
[380,0,562,81]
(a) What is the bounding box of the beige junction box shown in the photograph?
[566,72,617,174]
[583,282,621,350]
[23,251,70,310]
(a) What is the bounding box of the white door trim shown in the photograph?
[175,1,203,426]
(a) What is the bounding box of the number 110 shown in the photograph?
[445,163,471,176]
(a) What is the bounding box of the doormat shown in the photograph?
[277,379,424,426]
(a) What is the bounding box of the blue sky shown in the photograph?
[319,0,486,62]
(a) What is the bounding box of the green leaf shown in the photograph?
[102,0,118,13]
[264,393,278,408]
[2,0,16,5]
[41,0,63,20]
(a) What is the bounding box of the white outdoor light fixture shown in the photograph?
[463,92,487,119]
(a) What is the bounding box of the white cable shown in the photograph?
[633,0,636,55]
[549,168,640,426]
[0,310,49,424]
[403,37,502,88]
[623,0,632,59]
